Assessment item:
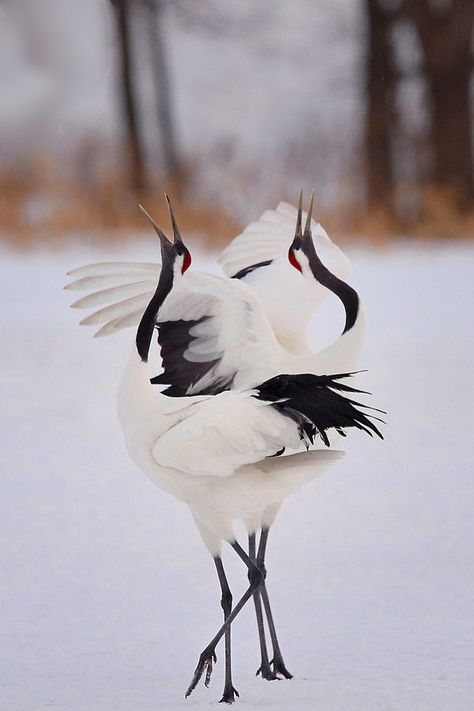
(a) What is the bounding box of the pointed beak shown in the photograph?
[303,191,315,239]
[139,204,172,245]
[164,193,183,245]
[295,189,303,239]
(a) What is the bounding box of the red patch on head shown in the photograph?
[182,249,192,273]
[288,248,302,273]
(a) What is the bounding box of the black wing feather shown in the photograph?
[231,259,273,280]
[150,317,235,396]
[254,372,384,447]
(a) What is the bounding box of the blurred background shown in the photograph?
[1,0,473,246]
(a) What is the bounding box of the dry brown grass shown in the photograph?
[1,160,473,250]
[349,187,474,241]
[0,158,241,250]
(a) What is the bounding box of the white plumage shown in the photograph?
[66,202,364,379]
[218,202,350,281]
[67,195,381,703]
[65,201,350,345]
[117,351,345,547]
[114,272,340,545]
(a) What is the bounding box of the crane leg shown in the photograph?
[248,533,278,680]
[214,557,239,704]
[257,527,293,679]
[185,542,265,699]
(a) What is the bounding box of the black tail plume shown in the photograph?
[254,372,384,448]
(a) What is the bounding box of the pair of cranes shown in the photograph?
[66,193,383,704]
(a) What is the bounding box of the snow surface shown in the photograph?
[1,241,473,710]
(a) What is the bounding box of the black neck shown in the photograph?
[136,267,174,361]
[306,249,359,334]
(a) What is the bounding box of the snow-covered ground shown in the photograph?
[1,240,473,710]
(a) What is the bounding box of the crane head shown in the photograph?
[288,190,315,275]
[136,196,192,362]
[139,196,192,276]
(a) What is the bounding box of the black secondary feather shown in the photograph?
[231,260,273,280]
[151,316,235,396]
[254,372,384,448]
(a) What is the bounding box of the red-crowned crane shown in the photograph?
[66,196,382,703]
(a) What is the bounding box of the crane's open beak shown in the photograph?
[164,193,184,245]
[139,204,172,245]
[295,189,303,240]
[291,189,315,250]
[303,191,314,240]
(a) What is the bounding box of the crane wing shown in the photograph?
[152,371,382,478]
[151,272,282,397]
[218,201,351,282]
[65,261,160,337]
[152,390,302,477]
[66,263,283,394]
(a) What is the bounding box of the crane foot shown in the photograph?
[185,647,217,698]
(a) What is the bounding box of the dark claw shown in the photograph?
[219,685,239,704]
[256,663,279,681]
[204,655,214,687]
[271,657,293,679]
[185,649,217,698]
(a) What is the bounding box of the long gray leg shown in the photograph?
[214,557,239,704]
[248,533,278,680]
[185,541,265,699]
[257,527,293,679]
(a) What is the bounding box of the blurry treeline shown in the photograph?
[0,0,473,245]
[365,0,473,223]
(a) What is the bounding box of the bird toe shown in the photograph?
[219,685,239,703]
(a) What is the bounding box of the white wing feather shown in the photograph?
[65,261,160,336]
[94,311,145,338]
[66,261,159,277]
[70,281,155,309]
[153,272,283,395]
[152,390,301,477]
[65,203,350,346]
[79,294,152,326]
[218,201,351,280]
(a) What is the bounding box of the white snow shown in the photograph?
[1,240,473,710]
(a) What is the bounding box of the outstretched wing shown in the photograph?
[218,201,351,282]
[150,272,283,397]
[152,372,383,478]
[65,261,160,337]
[65,262,284,396]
